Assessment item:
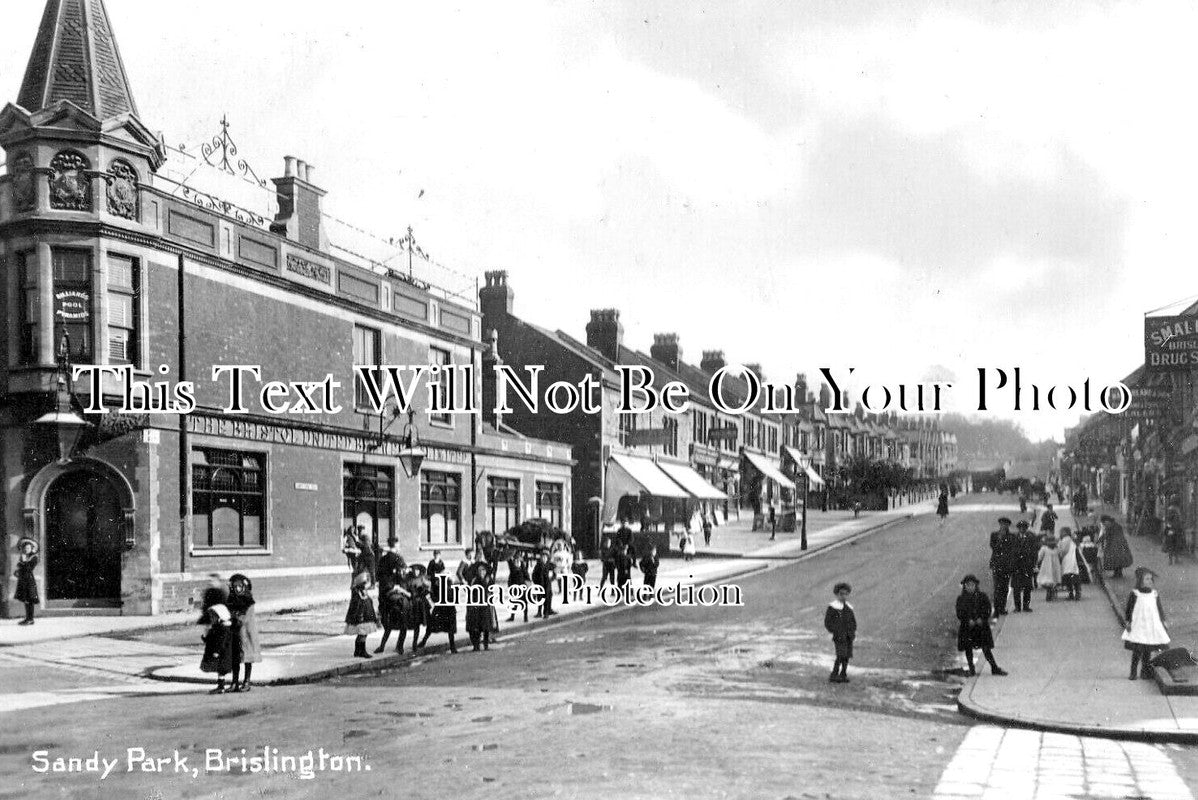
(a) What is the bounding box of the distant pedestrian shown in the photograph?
[937,492,949,520]
[506,554,532,623]
[226,574,260,692]
[532,551,557,617]
[374,537,408,653]
[1122,568,1169,680]
[1058,528,1081,600]
[701,513,713,546]
[1040,504,1057,535]
[465,563,498,651]
[614,543,634,589]
[13,537,39,626]
[680,532,696,562]
[599,536,616,589]
[427,550,446,585]
[345,572,379,659]
[1036,535,1062,602]
[1097,515,1133,578]
[1011,521,1038,612]
[1164,501,1186,565]
[852,500,862,519]
[989,517,1017,616]
[198,581,234,693]
[340,526,359,572]
[769,503,778,540]
[639,546,660,589]
[956,575,1007,677]
[824,582,856,683]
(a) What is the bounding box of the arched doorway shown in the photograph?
[45,469,124,602]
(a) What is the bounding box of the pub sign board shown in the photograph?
[1145,315,1198,371]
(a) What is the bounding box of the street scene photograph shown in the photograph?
[2,1,1198,798]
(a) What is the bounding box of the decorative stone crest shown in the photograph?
[286,253,331,285]
[106,159,139,220]
[49,150,92,211]
[10,153,36,212]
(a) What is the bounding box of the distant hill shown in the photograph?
[944,413,1058,475]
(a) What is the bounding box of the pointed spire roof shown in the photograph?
[17,0,139,121]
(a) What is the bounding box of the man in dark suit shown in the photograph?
[989,517,1016,616]
[613,543,635,589]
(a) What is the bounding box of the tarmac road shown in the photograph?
[3,495,1196,799]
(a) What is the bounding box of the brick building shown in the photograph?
[0,0,571,616]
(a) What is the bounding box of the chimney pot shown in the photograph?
[284,156,297,177]
[305,164,316,183]
[585,308,623,361]
[700,350,726,374]
[480,270,515,319]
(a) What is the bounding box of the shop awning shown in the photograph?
[607,454,690,499]
[742,452,795,489]
[657,462,727,500]
[783,446,826,487]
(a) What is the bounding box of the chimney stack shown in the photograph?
[271,155,328,251]
[745,363,765,383]
[585,309,623,362]
[819,383,832,410]
[795,373,810,404]
[479,270,515,321]
[700,350,725,374]
[650,333,682,371]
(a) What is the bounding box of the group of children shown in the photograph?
[197,573,261,693]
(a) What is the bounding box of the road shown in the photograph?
[2,495,1196,799]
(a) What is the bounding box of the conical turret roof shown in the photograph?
[17,0,139,121]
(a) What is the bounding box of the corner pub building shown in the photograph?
[0,0,572,617]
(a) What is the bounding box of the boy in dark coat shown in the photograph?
[989,517,1016,616]
[639,546,660,589]
[532,551,557,617]
[824,583,857,683]
[956,575,1007,677]
[1011,521,1038,612]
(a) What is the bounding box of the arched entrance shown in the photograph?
[44,469,124,602]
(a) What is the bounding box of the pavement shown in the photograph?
[958,499,1198,744]
[0,504,926,698]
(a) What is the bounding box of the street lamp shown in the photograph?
[33,332,90,464]
[367,406,426,478]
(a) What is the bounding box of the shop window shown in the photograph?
[343,463,394,549]
[16,251,37,364]
[429,346,452,425]
[353,325,381,409]
[192,449,266,549]
[421,471,461,545]
[536,481,564,529]
[619,411,638,447]
[52,248,93,363]
[106,253,139,365]
[487,476,520,535]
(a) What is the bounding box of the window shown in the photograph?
[192,449,266,549]
[487,476,520,535]
[429,347,452,424]
[421,471,461,545]
[619,412,638,447]
[664,417,678,457]
[106,253,138,365]
[16,252,37,364]
[52,248,92,362]
[343,463,393,549]
[536,481,564,528]
[353,325,381,409]
[692,410,708,444]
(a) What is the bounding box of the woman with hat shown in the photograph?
[1122,567,1169,680]
[465,562,499,651]
[344,572,379,659]
[1097,515,1133,578]
[226,574,260,692]
[13,537,39,625]
[956,574,1008,677]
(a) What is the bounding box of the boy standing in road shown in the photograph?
[824,583,857,683]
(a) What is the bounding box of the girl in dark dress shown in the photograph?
[936,493,949,520]
[398,564,429,653]
[506,554,532,623]
[465,563,498,651]
[14,538,39,625]
[198,582,234,693]
[639,546,660,589]
[374,540,408,653]
[345,572,379,658]
[418,559,459,653]
[956,575,1007,677]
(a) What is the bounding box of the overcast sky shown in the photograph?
[4,0,1193,442]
